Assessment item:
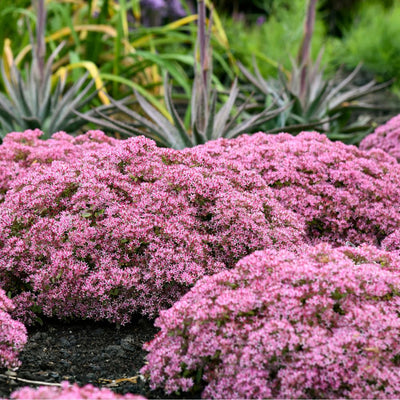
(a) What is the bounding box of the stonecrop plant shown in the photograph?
[0,129,117,203]
[360,114,400,162]
[188,131,400,246]
[382,229,400,254]
[0,288,27,369]
[9,381,145,400]
[142,243,400,399]
[0,132,305,324]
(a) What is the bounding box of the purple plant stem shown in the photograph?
[198,0,207,93]
[35,0,46,83]
[297,0,318,104]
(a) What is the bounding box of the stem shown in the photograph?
[35,0,46,84]
[297,0,317,104]
[198,0,207,93]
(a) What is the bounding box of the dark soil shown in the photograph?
[0,316,200,399]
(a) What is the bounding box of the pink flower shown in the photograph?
[9,381,145,399]
[0,134,305,324]
[143,243,400,399]
[360,114,400,162]
[186,131,400,245]
[0,288,27,369]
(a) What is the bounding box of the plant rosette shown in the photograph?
[142,243,400,399]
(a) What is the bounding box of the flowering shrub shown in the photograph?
[186,131,400,245]
[9,381,145,399]
[360,114,400,162]
[0,288,27,369]
[143,243,400,399]
[0,135,305,324]
[0,129,116,203]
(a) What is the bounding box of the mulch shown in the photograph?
[0,316,200,399]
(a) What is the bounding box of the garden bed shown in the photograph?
[0,316,188,399]
[2,122,400,398]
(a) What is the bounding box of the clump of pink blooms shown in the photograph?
[186,131,400,245]
[9,381,145,400]
[0,129,116,203]
[0,135,305,324]
[360,114,400,162]
[382,229,400,253]
[0,288,27,369]
[143,243,400,399]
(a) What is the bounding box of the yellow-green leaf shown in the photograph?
[54,61,110,105]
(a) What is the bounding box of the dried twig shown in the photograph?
[0,373,62,387]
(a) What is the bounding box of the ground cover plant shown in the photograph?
[360,114,400,162]
[0,129,117,203]
[0,288,27,370]
[143,243,400,399]
[8,381,146,399]
[188,130,400,246]
[0,132,305,325]
[2,0,400,398]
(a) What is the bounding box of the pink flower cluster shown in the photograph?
[382,229,400,253]
[0,129,116,203]
[360,114,400,162]
[0,135,305,324]
[0,288,27,369]
[187,131,400,245]
[142,243,400,399]
[8,381,145,400]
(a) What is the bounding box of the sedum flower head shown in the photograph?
[187,131,400,245]
[0,288,27,369]
[143,243,400,399]
[0,129,117,203]
[0,133,305,324]
[360,114,400,162]
[10,381,145,399]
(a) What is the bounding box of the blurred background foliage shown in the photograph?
[0,0,398,146]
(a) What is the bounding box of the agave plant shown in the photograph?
[80,0,284,149]
[238,0,391,144]
[0,0,115,140]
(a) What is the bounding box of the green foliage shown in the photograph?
[238,0,390,144]
[0,0,31,53]
[335,2,400,86]
[0,1,117,140]
[81,1,283,149]
[221,0,328,78]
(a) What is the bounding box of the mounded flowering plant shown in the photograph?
[0,135,305,324]
[0,129,117,203]
[187,131,400,245]
[360,114,400,162]
[9,381,145,399]
[143,243,400,399]
[0,288,27,369]
[382,229,400,254]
